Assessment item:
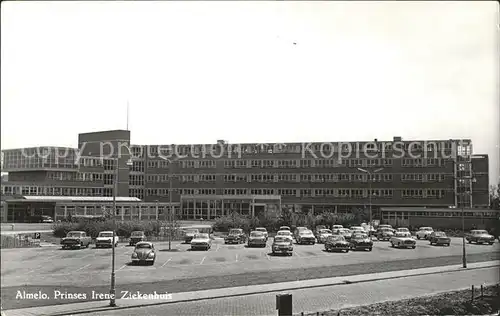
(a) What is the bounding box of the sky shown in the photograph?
[1,1,499,184]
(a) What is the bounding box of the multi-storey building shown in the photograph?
[0,130,491,223]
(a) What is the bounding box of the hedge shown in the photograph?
[212,210,367,233]
[52,219,179,239]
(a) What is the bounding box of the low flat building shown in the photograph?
[380,207,500,230]
[2,196,179,222]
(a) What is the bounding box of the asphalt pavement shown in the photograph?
[1,237,499,310]
[60,266,500,316]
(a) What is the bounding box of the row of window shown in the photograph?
[401,173,444,182]
[1,185,103,196]
[402,158,444,167]
[143,173,451,184]
[4,156,77,169]
[382,211,497,218]
[47,172,104,182]
[128,158,446,170]
[126,141,461,158]
[140,188,449,199]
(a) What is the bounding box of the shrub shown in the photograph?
[52,219,180,239]
[52,222,79,238]
[213,213,253,232]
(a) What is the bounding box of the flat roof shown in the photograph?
[16,196,142,202]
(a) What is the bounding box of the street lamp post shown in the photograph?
[110,157,133,307]
[158,156,178,251]
[357,168,384,228]
[460,176,477,269]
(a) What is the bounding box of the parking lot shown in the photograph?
[2,237,499,288]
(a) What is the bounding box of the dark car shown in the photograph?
[350,233,373,251]
[61,231,91,249]
[225,228,247,244]
[324,235,350,253]
[428,231,451,246]
[376,228,394,241]
[296,229,316,245]
[466,230,495,245]
[129,231,146,246]
[271,236,293,256]
[248,231,267,248]
[131,242,156,265]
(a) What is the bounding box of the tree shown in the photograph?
[351,207,370,223]
[490,184,500,210]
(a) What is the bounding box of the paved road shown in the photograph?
[81,266,499,316]
[1,238,499,309]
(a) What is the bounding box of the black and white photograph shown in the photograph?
[1,1,499,315]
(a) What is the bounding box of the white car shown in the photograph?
[95,231,119,248]
[276,230,293,241]
[316,229,333,243]
[255,227,268,241]
[396,228,410,234]
[350,226,365,235]
[332,225,343,230]
[390,232,416,249]
[416,227,434,240]
[191,233,212,251]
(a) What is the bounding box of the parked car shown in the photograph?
[390,232,416,249]
[61,231,92,249]
[255,227,268,241]
[316,229,333,243]
[279,226,291,231]
[350,233,373,251]
[191,233,212,250]
[315,225,327,235]
[183,228,200,244]
[224,228,247,244]
[465,230,495,245]
[376,228,394,241]
[131,242,156,265]
[396,228,410,234]
[324,235,350,253]
[362,224,376,235]
[276,230,293,240]
[296,230,316,245]
[378,224,392,229]
[337,228,353,242]
[332,225,343,230]
[248,231,267,247]
[96,231,119,248]
[429,231,451,246]
[293,227,309,240]
[350,226,365,237]
[272,236,293,256]
[129,231,146,246]
[350,226,365,232]
[416,227,434,240]
[28,215,54,223]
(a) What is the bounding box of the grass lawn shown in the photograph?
[304,284,500,316]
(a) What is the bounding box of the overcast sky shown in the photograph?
[1,1,499,184]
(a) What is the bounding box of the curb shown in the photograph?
[19,261,499,316]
